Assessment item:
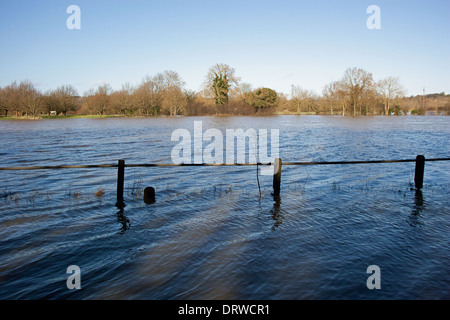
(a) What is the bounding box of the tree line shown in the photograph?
[0,64,448,118]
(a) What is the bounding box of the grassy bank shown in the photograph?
[0,114,124,120]
[41,114,123,119]
[1,113,447,120]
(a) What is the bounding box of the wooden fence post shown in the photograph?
[116,159,125,208]
[414,155,425,190]
[144,187,155,204]
[273,158,282,196]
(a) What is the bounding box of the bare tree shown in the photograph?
[377,77,405,115]
[229,82,252,100]
[133,71,186,116]
[161,70,185,89]
[0,87,8,117]
[85,84,112,116]
[322,82,336,115]
[135,75,163,115]
[323,80,349,116]
[18,80,42,118]
[160,71,186,116]
[342,68,374,116]
[112,83,136,116]
[291,85,317,114]
[42,90,59,116]
[54,85,79,115]
[2,82,22,116]
[237,82,253,95]
[161,86,187,116]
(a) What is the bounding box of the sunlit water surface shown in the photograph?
[0,116,449,299]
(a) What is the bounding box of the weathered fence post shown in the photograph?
[414,155,425,190]
[144,187,155,204]
[116,159,125,208]
[273,158,282,196]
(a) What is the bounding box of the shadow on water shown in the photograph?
[408,189,425,228]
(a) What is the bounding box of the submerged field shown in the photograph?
[0,115,449,299]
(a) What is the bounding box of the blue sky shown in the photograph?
[0,0,449,96]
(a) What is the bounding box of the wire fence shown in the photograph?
[1,156,449,207]
[1,157,449,170]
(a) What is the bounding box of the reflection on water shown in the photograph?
[271,195,283,230]
[0,116,449,299]
[116,208,131,235]
[408,190,425,228]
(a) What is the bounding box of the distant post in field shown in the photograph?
[116,160,125,208]
[414,155,425,190]
[273,158,282,196]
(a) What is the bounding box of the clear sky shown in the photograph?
[0,0,449,97]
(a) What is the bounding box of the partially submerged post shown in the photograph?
[273,158,282,196]
[116,159,125,208]
[144,187,156,204]
[414,155,425,190]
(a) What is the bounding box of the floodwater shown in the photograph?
[0,115,449,299]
